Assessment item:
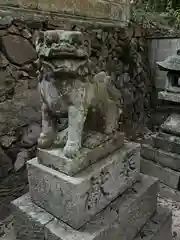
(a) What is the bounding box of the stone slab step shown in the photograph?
[28,142,140,229]
[11,174,158,240]
[141,157,180,190]
[141,144,180,171]
[152,132,180,155]
[37,132,125,176]
[159,183,180,202]
[134,204,172,240]
[158,91,180,103]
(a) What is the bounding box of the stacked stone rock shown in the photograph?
[141,52,180,191]
[0,16,41,179]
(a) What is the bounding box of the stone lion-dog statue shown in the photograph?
[35,30,122,158]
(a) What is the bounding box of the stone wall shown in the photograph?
[0,8,151,176]
[0,0,130,22]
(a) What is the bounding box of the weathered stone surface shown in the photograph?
[37,132,125,176]
[134,204,172,240]
[159,182,180,202]
[12,175,158,240]
[18,0,38,9]
[11,193,54,240]
[0,147,13,179]
[141,157,180,190]
[45,174,158,240]
[141,144,180,171]
[0,80,41,137]
[148,38,180,90]
[158,91,180,103]
[1,35,37,65]
[0,204,13,238]
[161,113,180,136]
[37,0,130,21]
[0,16,13,29]
[152,132,180,155]
[0,52,9,68]
[28,142,140,229]
[0,70,15,102]
[14,149,29,171]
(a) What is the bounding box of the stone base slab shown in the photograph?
[12,174,158,240]
[37,132,124,176]
[159,182,180,202]
[134,204,172,240]
[28,142,140,229]
[158,91,180,103]
[141,144,180,171]
[152,132,180,155]
[141,157,180,190]
[160,113,180,136]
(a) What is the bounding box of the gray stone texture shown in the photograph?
[1,0,131,22]
[159,182,180,202]
[134,204,172,240]
[158,91,180,103]
[37,132,125,176]
[28,142,140,229]
[12,174,158,240]
[152,132,180,155]
[141,157,180,189]
[141,144,180,171]
[0,146,13,179]
[2,34,37,65]
[147,38,180,90]
[161,113,180,136]
[11,193,53,240]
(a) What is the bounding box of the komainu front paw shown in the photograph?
[38,132,56,149]
[63,141,80,158]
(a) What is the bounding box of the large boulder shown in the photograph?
[1,34,37,66]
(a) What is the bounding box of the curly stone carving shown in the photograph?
[36,30,122,158]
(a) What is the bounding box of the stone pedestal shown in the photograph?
[141,91,180,192]
[11,138,172,239]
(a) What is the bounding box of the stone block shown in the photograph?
[1,35,37,66]
[11,193,53,240]
[152,132,180,155]
[37,0,130,21]
[28,142,140,229]
[158,91,180,103]
[37,132,125,176]
[141,144,180,171]
[12,175,158,240]
[159,182,180,202]
[161,113,180,136]
[18,0,38,8]
[141,157,180,190]
[134,204,172,240]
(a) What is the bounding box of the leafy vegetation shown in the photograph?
[132,0,180,29]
